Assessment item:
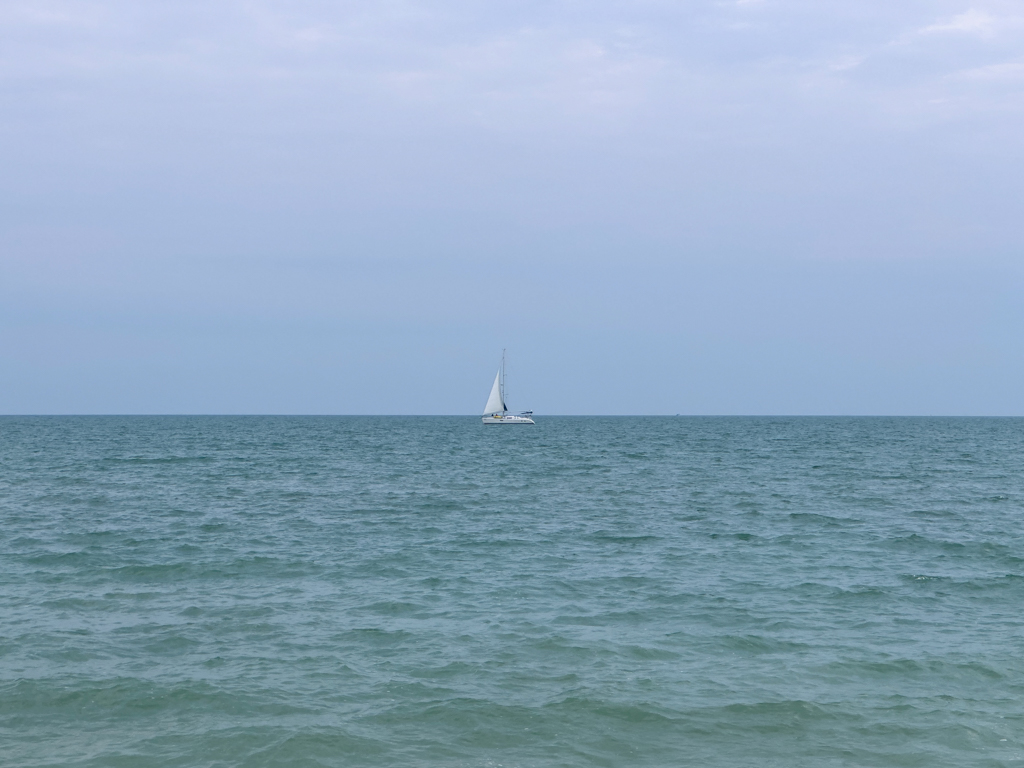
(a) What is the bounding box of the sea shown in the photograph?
[2,416,1023,767]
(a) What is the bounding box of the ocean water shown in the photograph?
[2,416,1023,768]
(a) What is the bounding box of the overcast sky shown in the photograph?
[2,0,1023,414]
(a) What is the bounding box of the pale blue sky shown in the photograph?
[2,0,1023,414]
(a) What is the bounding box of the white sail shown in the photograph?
[483,369,504,415]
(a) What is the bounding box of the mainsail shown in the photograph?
[483,369,505,415]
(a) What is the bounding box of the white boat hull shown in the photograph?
[482,414,535,424]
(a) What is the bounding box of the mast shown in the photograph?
[501,348,507,413]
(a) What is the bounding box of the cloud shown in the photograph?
[953,59,1024,80]
[826,55,864,72]
[920,8,997,36]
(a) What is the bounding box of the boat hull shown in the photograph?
[482,415,535,424]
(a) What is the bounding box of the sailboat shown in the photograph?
[482,351,535,424]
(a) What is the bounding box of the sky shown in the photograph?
[2,0,1023,415]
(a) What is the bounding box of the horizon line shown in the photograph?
[2,414,1023,419]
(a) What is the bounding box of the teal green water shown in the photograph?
[2,416,1023,767]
